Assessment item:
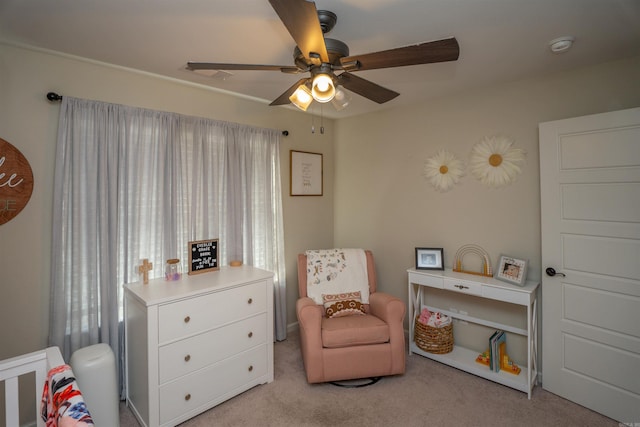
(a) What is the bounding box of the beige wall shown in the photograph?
[333,55,640,333]
[2,38,640,420]
[0,42,335,361]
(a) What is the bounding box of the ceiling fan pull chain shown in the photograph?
[320,106,325,134]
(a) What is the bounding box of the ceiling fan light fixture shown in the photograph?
[311,73,335,103]
[186,6,461,113]
[289,84,313,111]
[331,87,351,111]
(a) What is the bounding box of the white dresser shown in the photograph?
[408,268,539,398]
[124,266,274,427]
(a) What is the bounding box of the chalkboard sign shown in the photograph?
[188,239,219,275]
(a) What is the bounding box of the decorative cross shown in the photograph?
[138,258,153,285]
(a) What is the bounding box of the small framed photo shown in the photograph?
[415,248,444,270]
[290,150,323,196]
[496,255,527,286]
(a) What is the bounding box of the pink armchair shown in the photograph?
[296,250,406,383]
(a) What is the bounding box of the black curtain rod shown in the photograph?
[45,91,289,136]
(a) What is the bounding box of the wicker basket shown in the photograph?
[414,316,454,354]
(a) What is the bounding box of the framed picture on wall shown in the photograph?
[495,255,527,286]
[290,150,323,196]
[415,247,444,270]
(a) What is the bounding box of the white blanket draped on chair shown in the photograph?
[305,248,370,304]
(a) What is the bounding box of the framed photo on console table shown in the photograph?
[496,255,527,286]
[415,248,444,270]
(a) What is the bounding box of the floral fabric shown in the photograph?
[305,249,369,305]
[41,364,94,427]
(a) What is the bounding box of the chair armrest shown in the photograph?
[296,297,326,382]
[296,297,324,340]
[370,292,407,375]
[296,297,323,329]
[369,292,406,324]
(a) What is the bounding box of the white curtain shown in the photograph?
[49,97,287,397]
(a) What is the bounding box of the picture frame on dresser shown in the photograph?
[495,255,528,286]
[415,247,444,270]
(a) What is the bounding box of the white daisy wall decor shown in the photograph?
[469,136,526,188]
[423,149,465,192]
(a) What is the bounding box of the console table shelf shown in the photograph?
[408,268,539,398]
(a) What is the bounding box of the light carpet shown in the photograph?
[119,332,616,426]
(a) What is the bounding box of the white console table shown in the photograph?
[408,268,539,398]
[125,266,274,427]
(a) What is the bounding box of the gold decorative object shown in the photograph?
[452,244,493,277]
[423,149,465,192]
[469,135,526,188]
[138,258,153,284]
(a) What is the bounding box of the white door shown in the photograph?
[539,107,640,424]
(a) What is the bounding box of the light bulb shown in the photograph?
[316,80,330,91]
[289,84,313,111]
[311,74,335,103]
[297,90,311,103]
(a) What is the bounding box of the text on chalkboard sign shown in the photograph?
[188,239,219,275]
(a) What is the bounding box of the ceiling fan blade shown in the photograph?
[187,62,301,74]
[269,78,310,106]
[340,37,459,71]
[336,73,399,104]
[269,0,329,63]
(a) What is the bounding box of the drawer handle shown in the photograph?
[185,393,191,401]
[454,284,469,290]
[184,315,191,323]
[247,298,253,304]
[248,365,253,372]
[248,331,253,338]
[184,354,191,362]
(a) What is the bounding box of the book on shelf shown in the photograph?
[476,330,520,375]
[488,330,500,371]
[489,330,504,372]
[494,331,506,373]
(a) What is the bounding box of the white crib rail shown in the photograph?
[0,346,65,427]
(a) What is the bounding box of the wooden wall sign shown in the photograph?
[0,138,34,225]
[188,239,219,275]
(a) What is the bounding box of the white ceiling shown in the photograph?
[1,0,639,119]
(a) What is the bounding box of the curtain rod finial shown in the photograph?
[47,92,62,102]
[282,130,289,136]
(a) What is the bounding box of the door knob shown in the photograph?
[545,267,566,277]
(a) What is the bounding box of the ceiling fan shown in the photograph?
[186,0,460,112]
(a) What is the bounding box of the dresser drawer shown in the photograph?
[158,313,267,384]
[158,280,267,343]
[159,345,268,424]
[443,277,482,296]
[409,272,444,289]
